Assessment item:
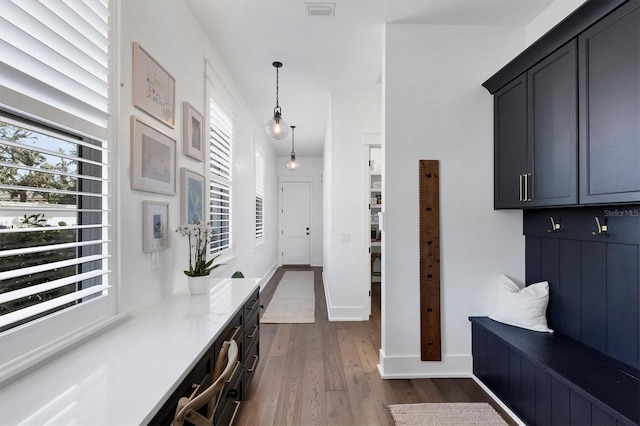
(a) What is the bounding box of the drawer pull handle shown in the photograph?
[229,401,241,425]
[247,324,259,339]
[227,388,238,398]
[226,361,241,384]
[247,354,259,373]
[246,301,258,312]
[229,326,241,343]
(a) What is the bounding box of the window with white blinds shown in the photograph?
[0,0,110,139]
[0,115,110,332]
[209,99,233,255]
[255,149,264,240]
[0,0,112,373]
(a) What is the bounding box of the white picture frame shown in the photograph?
[132,42,176,128]
[143,201,170,252]
[131,116,176,195]
[183,102,205,161]
[181,168,206,224]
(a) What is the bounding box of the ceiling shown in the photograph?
[184,0,557,157]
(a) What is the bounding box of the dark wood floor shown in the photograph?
[235,266,516,426]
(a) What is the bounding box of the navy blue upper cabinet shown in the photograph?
[487,0,639,209]
[493,41,578,209]
[494,75,528,209]
[528,40,578,207]
[579,1,640,204]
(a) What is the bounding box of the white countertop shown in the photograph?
[0,278,259,426]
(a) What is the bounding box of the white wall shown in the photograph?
[118,0,279,312]
[380,24,527,377]
[525,0,588,46]
[323,90,381,320]
[277,156,324,266]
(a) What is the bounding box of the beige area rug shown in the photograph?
[260,271,315,323]
[388,402,508,426]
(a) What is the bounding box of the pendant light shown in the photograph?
[266,61,289,140]
[286,125,299,171]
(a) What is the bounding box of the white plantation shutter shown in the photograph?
[0,115,110,332]
[209,99,233,254]
[0,0,112,378]
[255,149,264,240]
[0,0,110,139]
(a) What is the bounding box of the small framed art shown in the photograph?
[131,116,177,195]
[183,102,205,161]
[132,42,175,128]
[181,168,205,224]
[143,201,170,252]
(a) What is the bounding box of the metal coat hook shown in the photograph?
[547,216,561,232]
[592,216,608,236]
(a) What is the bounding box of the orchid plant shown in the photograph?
[175,221,222,277]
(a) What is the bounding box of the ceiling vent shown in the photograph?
[305,2,335,17]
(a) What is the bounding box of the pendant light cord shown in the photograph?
[276,66,280,109]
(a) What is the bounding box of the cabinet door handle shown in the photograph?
[526,173,532,202]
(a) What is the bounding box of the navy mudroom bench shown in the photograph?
[470,317,639,425]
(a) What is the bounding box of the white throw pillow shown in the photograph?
[489,275,553,333]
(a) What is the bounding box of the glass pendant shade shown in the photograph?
[286,124,298,170]
[266,110,289,140]
[266,61,289,140]
[286,155,299,171]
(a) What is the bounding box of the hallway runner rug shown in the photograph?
[260,271,315,323]
[388,402,508,426]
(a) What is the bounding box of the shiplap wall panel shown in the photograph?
[524,205,640,370]
[581,241,607,353]
[560,239,582,341]
[607,244,639,368]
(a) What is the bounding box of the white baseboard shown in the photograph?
[321,271,366,321]
[259,262,280,293]
[258,261,279,294]
[377,349,472,378]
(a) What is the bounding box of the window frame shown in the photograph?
[255,146,265,244]
[0,0,117,384]
[207,95,234,258]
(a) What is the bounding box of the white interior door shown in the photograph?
[281,181,311,265]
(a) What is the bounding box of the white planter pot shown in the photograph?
[187,275,210,295]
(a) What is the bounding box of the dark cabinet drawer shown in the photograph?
[215,360,243,426]
[244,288,260,319]
[243,335,259,394]
[148,343,213,425]
[243,307,259,358]
[216,310,243,363]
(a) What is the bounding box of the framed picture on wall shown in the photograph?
[142,201,170,252]
[132,42,176,128]
[131,115,176,195]
[183,102,205,161]
[181,168,205,224]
